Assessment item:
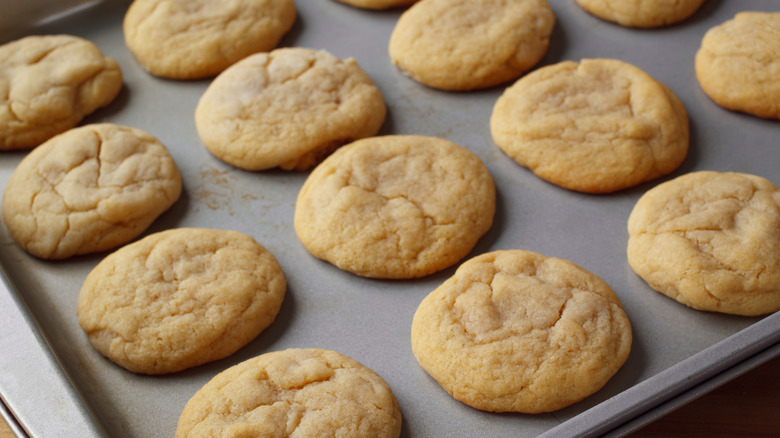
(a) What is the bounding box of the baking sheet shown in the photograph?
[1,0,778,436]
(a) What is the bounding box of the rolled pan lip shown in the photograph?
[540,311,780,438]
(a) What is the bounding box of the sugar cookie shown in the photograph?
[77,228,286,374]
[195,47,386,171]
[388,0,555,91]
[411,250,632,413]
[695,12,780,120]
[0,35,122,150]
[123,0,296,79]
[491,58,688,193]
[294,135,495,279]
[2,123,181,260]
[576,0,707,28]
[627,171,780,316]
[175,348,402,437]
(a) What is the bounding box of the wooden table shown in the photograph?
[630,353,780,437]
[1,354,778,437]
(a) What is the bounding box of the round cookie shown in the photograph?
[123,0,296,79]
[491,58,689,193]
[576,0,707,28]
[388,0,555,91]
[77,228,286,374]
[2,123,181,260]
[411,250,632,413]
[335,0,418,9]
[175,348,402,437]
[294,135,495,279]
[627,171,780,316]
[195,47,386,171]
[0,34,122,150]
[695,12,780,120]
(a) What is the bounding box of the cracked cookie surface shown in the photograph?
[695,12,780,120]
[576,0,706,28]
[627,171,780,316]
[77,227,286,374]
[294,135,495,279]
[491,58,688,193]
[0,35,122,150]
[2,123,181,259]
[175,348,401,437]
[123,0,296,79]
[411,249,632,413]
[388,0,555,91]
[195,47,386,171]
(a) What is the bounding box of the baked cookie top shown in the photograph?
[2,123,181,260]
[294,135,495,279]
[335,0,418,9]
[388,0,555,91]
[195,47,386,171]
[77,228,286,374]
[491,58,689,193]
[0,35,122,150]
[411,249,632,413]
[576,0,707,28]
[123,0,296,79]
[175,348,402,438]
[627,171,780,316]
[695,12,780,120]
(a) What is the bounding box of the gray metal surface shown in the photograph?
[607,340,780,437]
[1,0,778,436]
[0,269,106,438]
[542,312,780,438]
[0,398,28,438]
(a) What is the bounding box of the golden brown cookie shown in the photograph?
[294,135,495,279]
[411,250,632,413]
[627,171,780,316]
[491,58,689,193]
[335,0,418,9]
[123,0,296,79]
[695,12,780,120]
[2,123,181,260]
[77,228,286,374]
[0,35,122,150]
[388,0,555,91]
[576,0,707,28]
[175,348,402,437]
[195,47,386,171]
